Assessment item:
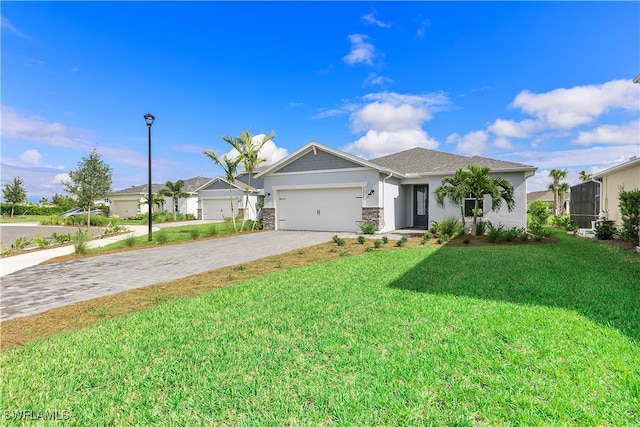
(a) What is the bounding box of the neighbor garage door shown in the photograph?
[202,198,234,221]
[277,187,363,232]
[111,200,139,219]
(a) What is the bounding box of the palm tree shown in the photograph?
[579,170,592,182]
[158,180,189,221]
[548,169,568,216]
[138,193,165,220]
[557,182,570,215]
[203,150,240,231]
[435,168,471,231]
[465,165,516,234]
[220,130,275,229]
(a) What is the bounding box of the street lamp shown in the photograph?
[144,113,155,241]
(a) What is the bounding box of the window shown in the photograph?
[464,198,483,217]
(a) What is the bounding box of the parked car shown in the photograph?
[59,207,105,217]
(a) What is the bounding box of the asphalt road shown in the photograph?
[0,223,102,251]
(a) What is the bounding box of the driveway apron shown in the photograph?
[0,231,334,321]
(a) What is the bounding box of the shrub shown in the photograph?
[358,220,377,235]
[438,216,464,237]
[595,220,617,241]
[397,236,408,247]
[382,236,389,244]
[437,234,450,244]
[189,229,200,240]
[51,232,72,244]
[374,239,382,249]
[618,188,640,246]
[33,235,51,248]
[528,200,551,225]
[155,229,169,245]
[336,237,346,246]
[486,221,505,243]
[11,236,32,251]
[505,226,526,242]
[73,231,89,255]
[204,224,220,237]
[475,220,487,236]
[357,235,366,244]
[552,215,577,231]
[184,213,196,220]
[529,221,550,241]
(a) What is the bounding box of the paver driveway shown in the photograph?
[0,231,335,321]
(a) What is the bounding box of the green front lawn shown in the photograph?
[2,232,639,424]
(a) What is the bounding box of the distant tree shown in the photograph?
[2,176,27,217]
[62,149,113,229]
[52,193,77,210]
[203,150,241,231]
[579,170,592,182]
[547,169,568,216]
[158,180,189,221]
[220,130,275,230]
[39,197,48,205]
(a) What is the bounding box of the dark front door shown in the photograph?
[414,185,429,228]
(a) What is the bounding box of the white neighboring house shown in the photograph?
[109,177,214,219]
[256,141,537,232]
[198,172,264,222]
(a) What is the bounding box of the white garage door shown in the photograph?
[202,198,234,221]
[277,187,363,232]
[111,200,139,218]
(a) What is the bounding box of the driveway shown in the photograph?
[0,231,335,321]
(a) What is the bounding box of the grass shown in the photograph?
[1,230,639,424]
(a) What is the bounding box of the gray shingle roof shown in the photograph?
[111,176,214,195]
[370,148,535,175]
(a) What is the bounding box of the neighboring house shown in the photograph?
[197,172,264,221]
[256,141,537,233]
[109,176,214,218]
[593,156,640,227]
[527,190,570,214]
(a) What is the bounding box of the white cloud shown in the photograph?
[572,120,640,146]
[364,74,394,88]
[224,135,288,168]
[512,79,639,129]
[343,34,378,66]
[450,130,490,156]
[351,103,431,133]
[1,15,27,38]
[362,12,391,28]
[337,91,451,158]
[18,149,43,165]
[343,129,438,159]
[493,136,514,150]
[54,173,71,185]
[510,145,639,170]
[1,105,92,150]
[488,118,542,138]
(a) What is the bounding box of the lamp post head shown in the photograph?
[144,113,155,127]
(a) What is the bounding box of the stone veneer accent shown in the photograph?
[262,207,276,230]
[362,207,384,231]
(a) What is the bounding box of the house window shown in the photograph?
[464,198,483,217]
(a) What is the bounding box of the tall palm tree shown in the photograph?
[138,193,164,219]
[203,150,240,231]
[548,169,568,216]
[579,170,592,182]
[220,130,275,229]
[557,182,570,215]
[465,165,516,234]
[435,168,471,230]
[158,180,189,221]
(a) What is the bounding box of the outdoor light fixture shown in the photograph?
[145,113,155,242]
[368,189,375,196]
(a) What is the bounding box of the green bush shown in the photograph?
[189,229,200,240]
[122,234,137,247]
[437,216,464,237]
[529,221,550,241]
[358,220,377,235]
[505,226,527,242]
[1,203,65,216]
[437,234,450,244]
[73,231,89,255]
[382,236,389,244]
[486,221,505,243]
[336,237,346,246]
[475,220,487,236]
[528,200,551,225]
[11,236,32,251]
[155,229,169,245]
[396,236,408,247]
[374,239,382,249]
[33,235,51,248]
[552,215,577,231]
[618,188,640,246]
[595,220,617,240]
[357,235,366,244]
[51,232,72,244]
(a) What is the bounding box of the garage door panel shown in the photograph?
[202,199,234,221]
[277,187,362,232]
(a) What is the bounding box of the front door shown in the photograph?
[414,185,429,228]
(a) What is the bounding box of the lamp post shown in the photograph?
[144,113,155,241]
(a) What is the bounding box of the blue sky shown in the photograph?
[2,1,639,202]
